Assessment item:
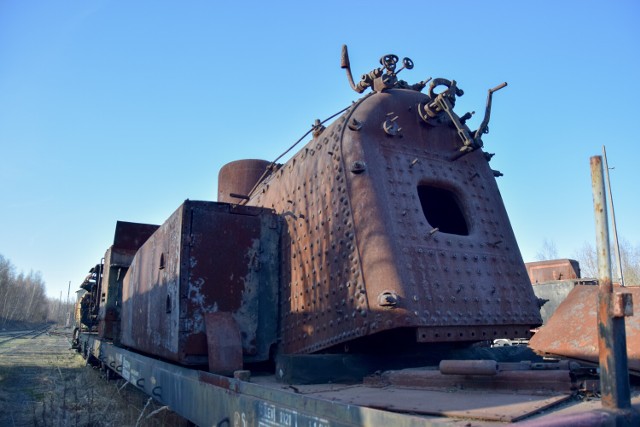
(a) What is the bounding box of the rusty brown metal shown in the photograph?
[525,259,581,283]
[98,222,158,341]
[97,247,131,341]
[120,201,280,365]
[247,87,542,354]
[532,278,598,324]
[217,159,272,203]
[204,312,242,375]
[367,366,575,394]
[439,359,498,375]
[590,155,634,415]
[306,383,571,422]
[529,284,640,373]
[112,221,159,252]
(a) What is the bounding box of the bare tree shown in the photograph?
[573,239,640,285]
[0,253,51,326]
[573,242,598,278]
[535,238,559,261]
[618,238,640,285]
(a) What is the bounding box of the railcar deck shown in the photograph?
[78,333,639,427]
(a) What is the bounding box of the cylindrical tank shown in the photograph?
[218,159,271,203]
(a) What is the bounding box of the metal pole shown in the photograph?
[66,281,71,328]
[58,290,63,323]
[602,146,625,286]
[590,155,631,411]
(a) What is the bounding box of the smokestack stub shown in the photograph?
[218,159,271,203]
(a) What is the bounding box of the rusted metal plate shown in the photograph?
[248,88,541,354]
[99,222,158,340]
[529,284,640,373]
[112,221,159,252]
[365,367,575,394]
[205,312,242,375]
[305,385,571,422]
[532,279,597,324]
[121,201,280,365]
[515,394,640,426]
[97,246,135,340]
[525,259,581,283]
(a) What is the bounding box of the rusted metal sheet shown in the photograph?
[525,259,581,283]
[204,312,242,375]
[528,284,640,373]
[98,222,158,341]
[248,87,541,354]
[305,385,571,422]
[439,359,499,375]
[97,247,132,341]
[532,279,597,324]
[366,367,575,394]
[121,201,280,365]
[112,220,159,252]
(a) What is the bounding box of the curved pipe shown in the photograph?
[474,82,507,139]
[341,45,360,93]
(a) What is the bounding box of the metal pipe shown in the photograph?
[591,156,612,282]
[602,146,625,286]
[590,155,631,411]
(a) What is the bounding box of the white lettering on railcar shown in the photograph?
[122,358,130,381]
[257,402,329,427]
[234,411,247,427]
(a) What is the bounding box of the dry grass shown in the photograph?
[0,328,190,427]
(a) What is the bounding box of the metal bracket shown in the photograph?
[612,292,633,318]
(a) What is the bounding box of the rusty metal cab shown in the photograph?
[246,85,542,354]
[525,259,581,284]
[120,200,280,366]
[97,221,159,342]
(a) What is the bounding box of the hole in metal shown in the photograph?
[417,185,469,235]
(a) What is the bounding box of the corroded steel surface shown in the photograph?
[529,285,640,373]
[97,247,133,340]
[112,221,159,252]
[525,259,581,283]
[217,159,272,203]
[121,201,280,365]
[98,222,158,341]
[532,279,597,324]
[304,385,571,422]
[205,312,242,375]
[367,367,574,394]
[590,154,634,414]
[248,88,541,354]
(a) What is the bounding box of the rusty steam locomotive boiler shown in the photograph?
[79,47,543,375]
[225,47,543,357]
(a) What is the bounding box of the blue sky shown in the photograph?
[1,1,638,299]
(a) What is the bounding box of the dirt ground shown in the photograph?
[0,327,190,427]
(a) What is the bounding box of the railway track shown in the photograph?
[0,325,51,349]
